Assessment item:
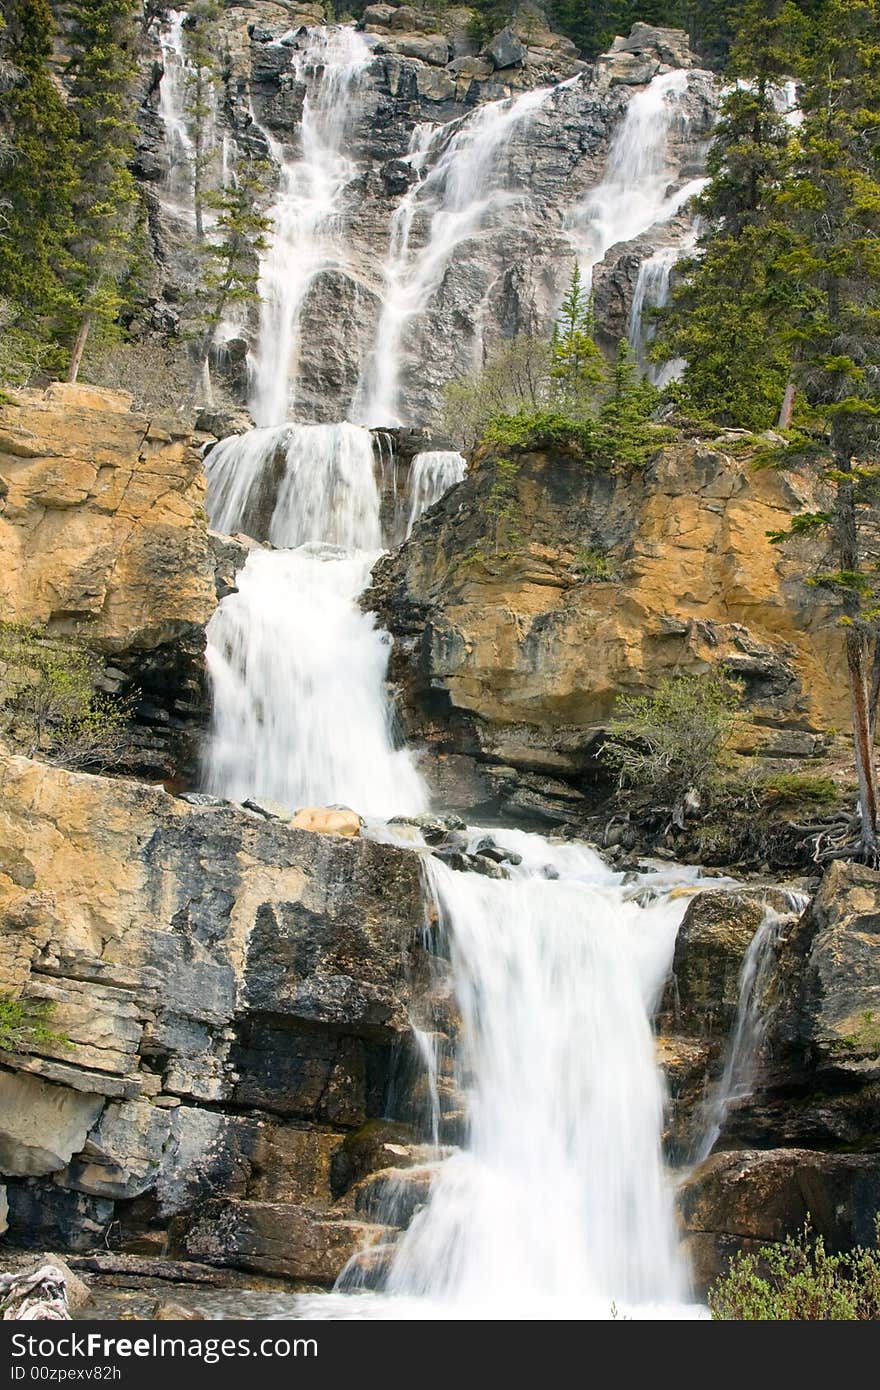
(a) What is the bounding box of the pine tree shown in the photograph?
[773,0,880,859]
[0,0,79,350]
[550,263,606,415]
[597,338,662,465]
[653,1,811,429]
[190,156,271,399]
[63,0,141,382]
[182,0,222,242]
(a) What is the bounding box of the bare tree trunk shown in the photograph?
[846,626,879,858]
[66,315,92,384]
[868,634,880,743]
[777,380,796,430]
[836,450,879,857]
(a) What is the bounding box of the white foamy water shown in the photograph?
[203,422,427,818]
[250,27,371,426]
[567,70,706,279]
[353,85,551,426]
[294,835,711,1319]
[405,450,467,537]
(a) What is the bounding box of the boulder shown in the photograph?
[679,1148,880,1290]
[182,1199,391,1283]
[617,23,695,68]
[663,892,767,1037]
[386,34,450,66]
[0,1072,104,1178]
[290,806,362,836]
[769,861,880,1079]
[485,26,526,70]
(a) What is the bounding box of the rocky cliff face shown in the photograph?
[0,384,219,781]
[369,437,844,826]
[663,869,880,1290]
[137,9,716,425]
[0,750,436,1280]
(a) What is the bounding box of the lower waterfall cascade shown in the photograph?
[200,421,725,1319]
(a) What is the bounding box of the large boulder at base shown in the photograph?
[679,1148,880,1291]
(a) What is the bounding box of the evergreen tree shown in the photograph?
[597,338,660,464]
[550,263,606,414]
[182,0,222,242]
[0,0,79,350]
[773,0,880,859]
[63,0,141,381]
[653,1,811,428]
[190,156,271,398]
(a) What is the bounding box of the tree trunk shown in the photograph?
[836,450,879,857]
[777,380,796,430]
[846,626,879,858]
[66,315,92,384]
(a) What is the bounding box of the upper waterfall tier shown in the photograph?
[148,20,718,425]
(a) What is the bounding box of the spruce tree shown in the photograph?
[774,0,880,859]
[551,263,606,415]
[0,0,79,350]
[653,1,811,429]
[191,156,271,399]
[182,0,222,242]
[63,0,141,381]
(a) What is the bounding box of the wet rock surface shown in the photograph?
[0,751,428,1281]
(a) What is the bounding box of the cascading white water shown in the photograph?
[404,451,467,538]
[157,11,194,208]
[203,423,427,819]
[628,245,681,372]
[693,896,805,1164]
[300,833,709,1320]
[353,86,551,426]
[249,28,371,426]
[156,9,219,225]
[566,70,706,279]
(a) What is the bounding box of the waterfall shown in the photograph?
[567,70,706,279]
[203,423,427,819]
[249,28,371,426]
[353,86,551,426]
[156,9,219,226]
[628,224,700,385]
[693,897,805,1163]
[303,833,706,1319]
[405,451,467,538]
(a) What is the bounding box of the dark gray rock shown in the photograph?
[485,27,526,71]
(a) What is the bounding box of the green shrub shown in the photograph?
[483,408,597,455]
[0,621,129,771]
[710,1221,880,1320]
[0,993,67,1055]
[604,670,743,806]
[572,546,612,581]
[756,772,839,806]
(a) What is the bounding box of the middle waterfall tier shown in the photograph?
[201,422,454,819]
